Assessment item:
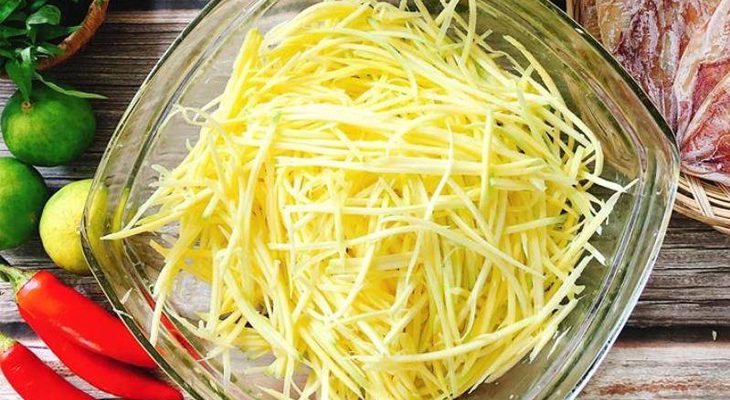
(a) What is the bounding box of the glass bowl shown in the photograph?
[81,0,679,399]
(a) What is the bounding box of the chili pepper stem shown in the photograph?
[0,264,32,296]
[0,332,15,353]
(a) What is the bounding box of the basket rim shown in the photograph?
[36,0,110,71]
[675,173,730,230]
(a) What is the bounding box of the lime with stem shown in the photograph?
[2,83,96,167]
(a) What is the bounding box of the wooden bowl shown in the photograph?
[37,0,109,71]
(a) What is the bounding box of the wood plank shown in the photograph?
[112,0,209,11]
[630,215,730,327]
[581,328,730,399]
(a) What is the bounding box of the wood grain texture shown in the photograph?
[631,215,730,327]
[580,328,730,399]
[0,2,728,400]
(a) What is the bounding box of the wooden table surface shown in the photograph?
[0,1,729,399]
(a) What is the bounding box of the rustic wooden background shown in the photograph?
[0,1,728,399]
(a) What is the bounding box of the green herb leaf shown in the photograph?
[34,73,107,99]
[28,0,47,12]
[0,0,23,24]
[0,26,27,38]
[6,10,28,22]
[26,4,60,27]
[18,46,32,64]
[0,0,89,99]
[27,26,37,42]
[6,59,34,101]
[36,24,74,41]
[0,49,14,59]
[35,42,61,55]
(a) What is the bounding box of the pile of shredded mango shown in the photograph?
[107,0,627,398]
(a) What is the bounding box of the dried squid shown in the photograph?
[679,72,730,184]
[596,0,720,127]
[672,0,730,183]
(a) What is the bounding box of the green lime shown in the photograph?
[0,157,49,250]
[1,83,96,167]
[39,179,93,274]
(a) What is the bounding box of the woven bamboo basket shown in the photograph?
[37,0,109,71]
[565,0,730,234]
[675,176,730,235]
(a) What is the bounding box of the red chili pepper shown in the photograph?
[0,264,157,369]
[21,309,183,400]
[0,331,94,400]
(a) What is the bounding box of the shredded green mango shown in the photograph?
[107,0,627,398]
